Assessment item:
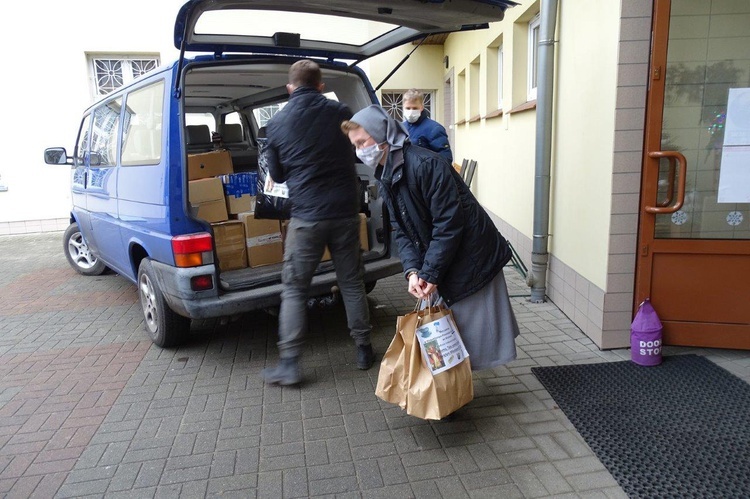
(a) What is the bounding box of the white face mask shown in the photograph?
[356,142,385,168]
[403,109,421,124]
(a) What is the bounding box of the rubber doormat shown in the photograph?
[531,354,750,498]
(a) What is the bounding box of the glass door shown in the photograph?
[635,0,750,349]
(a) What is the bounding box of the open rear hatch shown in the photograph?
[178,0,518,291]
[175,0,517,61]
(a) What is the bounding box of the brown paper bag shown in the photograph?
[375,301,473,420]
[375,303,422,409]
[406,303,473,420]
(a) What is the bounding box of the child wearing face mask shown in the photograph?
[401,88,453,164]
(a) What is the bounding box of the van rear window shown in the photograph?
[122,80,165,166]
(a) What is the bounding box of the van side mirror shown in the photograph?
[88,152,103,166]
[44,147,70,165]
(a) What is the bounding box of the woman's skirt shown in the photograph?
[449,270,520,370]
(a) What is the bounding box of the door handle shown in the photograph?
[645,151,686,214]
[656,156,675,207]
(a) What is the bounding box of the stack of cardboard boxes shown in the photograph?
[187,150,281,271]
[187,150,369,273]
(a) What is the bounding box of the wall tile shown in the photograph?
[613,151,644,173]
[610,214,640,236]
[615,107,646,131]
[611,193,640,215]
[575,273,590,298]
[589,284,606,309]
[604,291,636,312]
[616,85,648,109]
[619,17,652,42]
[608,253,637,274]
[607,273,636,294]
[614,129,647,152]
[618,63,650,87]
[611,172,643,195]
[609,233,638,256]
[619,40,652,65]
[621,0,653,19]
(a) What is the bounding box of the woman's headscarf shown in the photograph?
[350,105,409,151]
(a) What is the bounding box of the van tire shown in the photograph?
[365,281,377,294]
[63,223,107,276]
[138,259,190,348]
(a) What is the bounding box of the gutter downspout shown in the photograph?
[529,0,559,303]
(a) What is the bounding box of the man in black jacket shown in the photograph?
[262,60,375,386]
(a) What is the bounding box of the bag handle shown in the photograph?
[414,294,436,327]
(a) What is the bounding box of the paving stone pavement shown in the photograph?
[1,232,748,498]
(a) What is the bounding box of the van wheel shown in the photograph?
[138,259,190,348]
[63,223,107,276]
[365,281,377,294]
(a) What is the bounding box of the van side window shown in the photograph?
[75,114,92,167]
[90,99,122,167]
[122,80,165,166]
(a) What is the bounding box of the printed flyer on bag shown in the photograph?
[415,314,469,375]
[263,176,289,198]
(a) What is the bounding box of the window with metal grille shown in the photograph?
[381,91,433,122]
[88,55,159,100]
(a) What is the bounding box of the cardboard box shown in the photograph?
[188,150,234,181]
[221,173,258,214]
[211,221,247,271]
[358,213,369,251]
[226,195,255,215]
[194,200,229,223]
[189,177,224,203]
[281,213,369,262]
[189,178,228,222]
[239,212,283,267]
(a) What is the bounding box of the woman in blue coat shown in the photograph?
[342,105,519,370]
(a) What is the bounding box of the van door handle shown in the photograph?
[645,151,687,214]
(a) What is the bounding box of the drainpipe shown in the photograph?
[529,0,559,303]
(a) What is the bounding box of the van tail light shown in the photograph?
[172,233,214,268]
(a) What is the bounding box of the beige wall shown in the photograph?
[368,0,632,349]
[369,2,622,291]
[549,1,621,290]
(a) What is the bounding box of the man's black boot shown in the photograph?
[356,344,376,370]
[262,357,302,385]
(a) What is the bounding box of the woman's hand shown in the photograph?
[408,273,438,299]
[407,273,423,299]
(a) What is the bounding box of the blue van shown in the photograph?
[44,0,513,347]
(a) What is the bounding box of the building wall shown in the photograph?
[0,0,185,234]
[545,0,654,349]
[549,1,620,290]
[371,1,624,286]
[368,1,651,349]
